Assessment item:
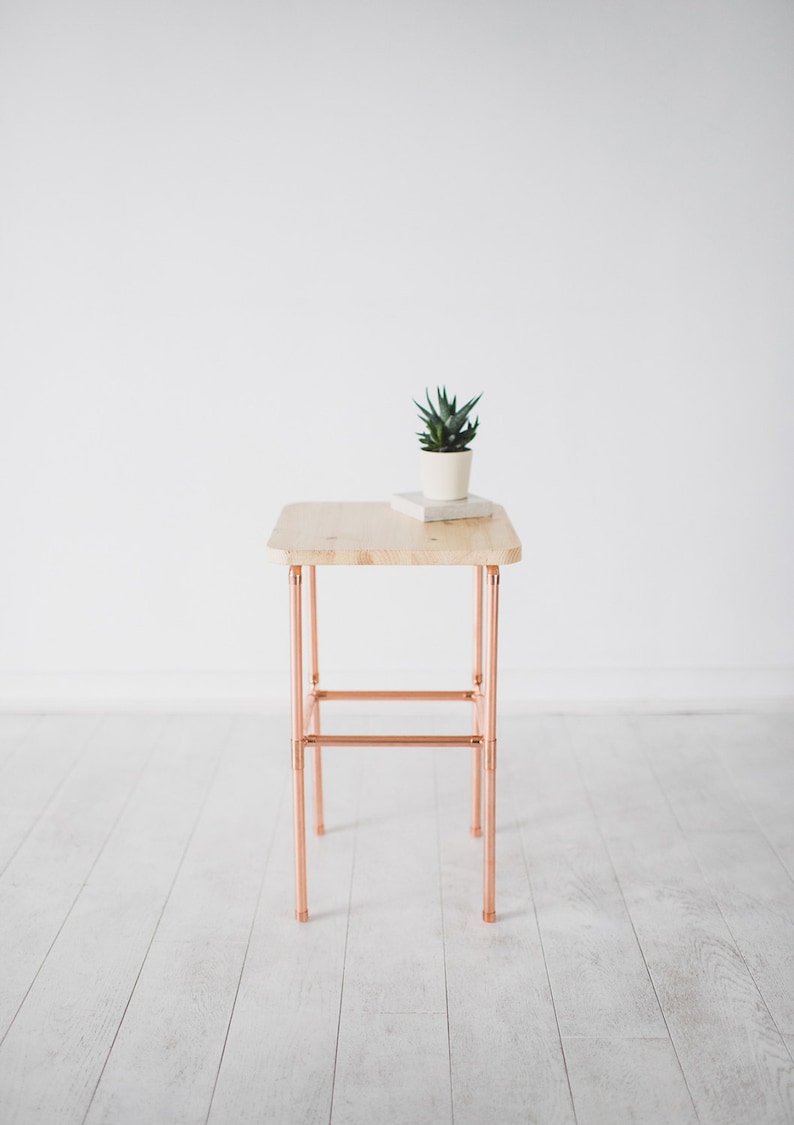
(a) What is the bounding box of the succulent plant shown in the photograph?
[415,387,482,453]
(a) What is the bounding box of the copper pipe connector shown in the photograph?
[303,692,318,732]
[291,739,305,770]
[484,739,497,771]
[473,692,485,733]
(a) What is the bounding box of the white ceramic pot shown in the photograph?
[420,449,473,501]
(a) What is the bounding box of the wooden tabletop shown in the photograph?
[267,502,522,566]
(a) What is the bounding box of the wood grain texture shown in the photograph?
[0,715,101,873]
[340,746,446,1015]
[85,716,232,894]
[1,712,793,1125]
[636,713,759,833]
[266,501,522,566]
[707,714,794,880]
[84,718,289,1121]
[0,879,84,1043]
[5,716,165,886]
[505,716,666,1038]
[154,715,287,944]
[686,829,794,1037]
[0,716,164,1042]
[571,714,794,1125]
[0,716,230,1125]
[0,883,172,1125]
[437,746,576,1125]
[0,715,37,770]
[84,942,245,1125]
[563,1036,698,1125]
[207,747,361,1125]
[331,1012,452,1125]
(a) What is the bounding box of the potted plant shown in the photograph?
[415,386,482,501]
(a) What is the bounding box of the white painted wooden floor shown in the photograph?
[0,710,793,1124]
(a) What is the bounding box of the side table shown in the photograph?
[266,501,522,922]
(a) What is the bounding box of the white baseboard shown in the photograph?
[0,667,793,713]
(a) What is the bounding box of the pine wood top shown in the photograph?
[267,502,522,566]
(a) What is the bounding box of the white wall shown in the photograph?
[1,0,793,708]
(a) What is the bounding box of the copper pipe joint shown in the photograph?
[484,739,496,771]
[291,739,305,770]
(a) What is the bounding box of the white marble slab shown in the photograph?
[390,492,494,522]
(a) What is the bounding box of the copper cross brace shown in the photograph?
[303,733,483,748]
[313,689,478,701]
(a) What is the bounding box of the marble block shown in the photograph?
[390,492,495,522]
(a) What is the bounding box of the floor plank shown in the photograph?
[572,714,794,1125]
[5,716,165,887]
[0,715,102,873]
[0,715,38,770]
[153,714,286,944]
[85,715,232,894]
[637,713,763,833]
[0,882,175,1125]
[1,710,793,1125]
[83,716,286,1124]
[507,716,666,1038]
[327,727,451,1120]
[208,746,360,1125]
[563,1036,698,1125]
[331,1012,452,1125]
[84,941,245,1125]
[0,716,164,1042]
[438,746,576,1125]
[687,829,794,1037]
[0,716,230,1125]
[709,714,794,879]
[340,745,446,1015]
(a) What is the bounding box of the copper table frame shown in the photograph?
[288,562,500,924]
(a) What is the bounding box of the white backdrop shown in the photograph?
[1,0,793,707]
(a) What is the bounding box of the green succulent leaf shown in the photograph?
[448,394,481,432]
[415,386,483,451]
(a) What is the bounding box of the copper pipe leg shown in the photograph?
[313,737,325,836]
[307,565,319,688]
[306,566,325,835]
[472,565,483,686]
[483,565,500,922]
[289,566,308,922]
[483,754,496,922]
[471,565,483,836]
[470,689,482,837]
[292,757,308,921]
[470,743,482,837]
